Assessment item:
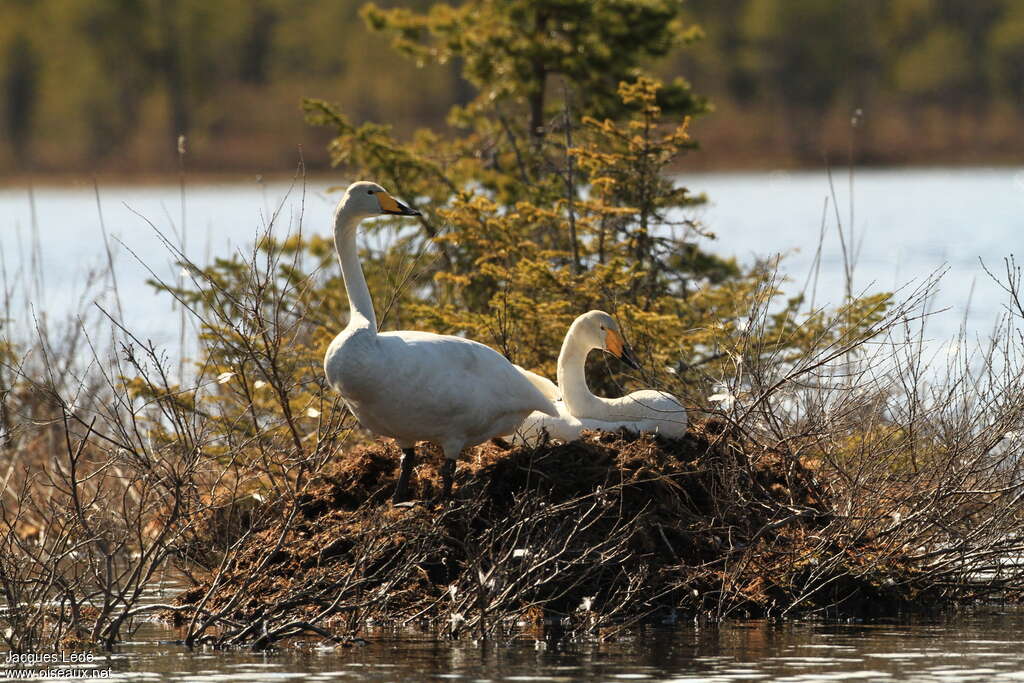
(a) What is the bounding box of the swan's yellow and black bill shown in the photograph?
[379,192,421,216]
[605,328,641,370]
[620,343,641,370]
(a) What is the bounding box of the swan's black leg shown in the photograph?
[439,459,456,500]
[393,447,416,503]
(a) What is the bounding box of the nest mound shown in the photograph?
[175,421,925,638]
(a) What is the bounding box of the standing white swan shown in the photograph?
[323,181,558,502]
[514,311,688,445]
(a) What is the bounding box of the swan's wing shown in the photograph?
[601,390,688,436]
[562,390,687,437]
[380,331,559,418]
[616,389,685,414]
[514,365,562,401]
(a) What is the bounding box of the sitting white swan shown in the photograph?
[514,310,688,445]
[323,181,558,502]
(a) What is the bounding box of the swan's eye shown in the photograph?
[366,190,374,195]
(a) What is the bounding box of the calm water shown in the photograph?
[2,168,1023,352]
[8,608,1024,681]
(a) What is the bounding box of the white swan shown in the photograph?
[323,181,558,502]
[514,311,688,445]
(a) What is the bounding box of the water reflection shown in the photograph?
[5,609,1022,681]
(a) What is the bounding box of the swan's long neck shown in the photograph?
[557,322,609,418]
[334,207,377,330]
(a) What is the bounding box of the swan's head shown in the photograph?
[335,181,420,226]
[573,310,641,370]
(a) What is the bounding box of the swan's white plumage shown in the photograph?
[513,311,687,445]
[327,326,558,451]
[323,181,557,472]
[513,401,582,444]
[515,365,562,401]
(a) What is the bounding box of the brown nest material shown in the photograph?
[173,420,932,642]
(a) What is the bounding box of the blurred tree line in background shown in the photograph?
[2,0,1023,176]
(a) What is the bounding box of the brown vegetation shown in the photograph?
[168,421,982,649]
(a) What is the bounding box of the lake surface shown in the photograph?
[1,167,1023,357]
[7,608,1024,681]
